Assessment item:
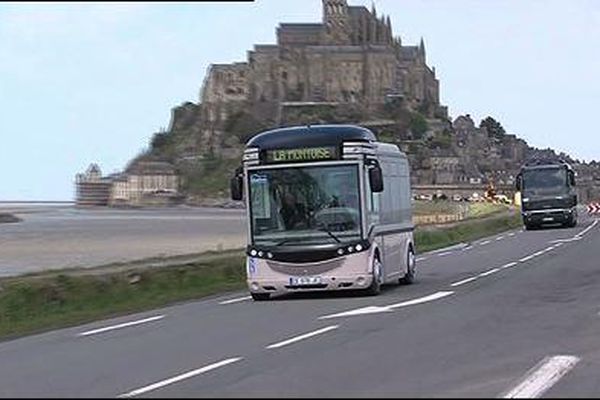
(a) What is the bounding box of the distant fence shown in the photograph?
[413,212,467,225]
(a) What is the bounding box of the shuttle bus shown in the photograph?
[230,124,416,300]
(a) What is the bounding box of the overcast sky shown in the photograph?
[1,0,599,200]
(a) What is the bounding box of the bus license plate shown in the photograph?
[290,276,321,286]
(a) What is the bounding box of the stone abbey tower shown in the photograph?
[168,0,447,155]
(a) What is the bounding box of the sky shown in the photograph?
[1,0,599,201]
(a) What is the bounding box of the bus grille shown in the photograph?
[267,258,343,275]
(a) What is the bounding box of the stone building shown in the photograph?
[75,164,112,206]
[109,161,180,207]
[168,0,446,155]
[76,162,180,207]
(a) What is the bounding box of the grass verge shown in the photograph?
[0,212,522,341]
[0,254,245,340]
[415,211,522,253]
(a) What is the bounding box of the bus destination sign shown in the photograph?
[265,146,338,163]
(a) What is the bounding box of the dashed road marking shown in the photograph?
[78,315,165,337]
[450,277,478,287]
[118,357,243,398]
[219,296,252,305]
[480,240,491,246]
[266,325,339,349]
[479,268,500,277]
[519,254,536,263]
[502,355,579,398]
[499,262,518,270]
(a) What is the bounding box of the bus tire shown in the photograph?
[400,247,416,285]
[365,256,382,296]
[251,292,270,301]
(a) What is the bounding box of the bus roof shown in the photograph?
[246,124,377,150]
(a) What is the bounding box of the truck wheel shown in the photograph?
[251,292,270,301]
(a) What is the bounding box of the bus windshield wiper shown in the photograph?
[317,226,341,243]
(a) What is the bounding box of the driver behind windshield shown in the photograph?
[279,191,308,230]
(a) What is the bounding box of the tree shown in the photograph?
[480,116,505,140]
[409,112,428,140]
[150,131,171,151]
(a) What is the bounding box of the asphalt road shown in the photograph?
[0,213,599,398]
[0,206,246,277]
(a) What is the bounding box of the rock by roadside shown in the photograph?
[0,213,21,223]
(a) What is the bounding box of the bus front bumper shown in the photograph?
[246,251,375,295]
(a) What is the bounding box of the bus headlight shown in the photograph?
[258,251,264,257]
[347,246,354,253]
[355,244,363,252]
[337,248,345,255]
[250,249,258,256]
[267,252,273,259]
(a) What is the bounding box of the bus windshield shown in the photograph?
[248,164,362,246]
[522,167,567,195]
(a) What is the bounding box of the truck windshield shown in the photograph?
[522,167,567,195]
[248,164,362,246]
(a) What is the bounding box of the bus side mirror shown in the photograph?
[568,171,576,186]
[369,165,384,193]
[515,174,522,191]
[230,167,243,201]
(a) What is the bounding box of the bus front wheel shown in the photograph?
[365,256,382,296]
[400,247,416,285]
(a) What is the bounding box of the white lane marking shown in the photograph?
[532,250,547,257]
[554,242,564,248]
[508,232,516,237]
[576,220,598,238]
[416,257,428,262]
[319,291,454,319]
[479,268,500,277]
[519,254,536,263]
[499,262,518,270]
[431,242,469,254]
[550,237,582,244]
[502,355,580,398]
[545,246,556,251]
[480,240,491,246]
[463,246,473,251]
[496,236,505,241]
[387,291,454,309]
[319,306,392,319]
[219,296,252,305]
[450,277,478,287]
[78,315,165,337]
[437,251,452,257]
[118,357,243,398]
[266,325,339,349]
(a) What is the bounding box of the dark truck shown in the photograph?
[516,159,578,230]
